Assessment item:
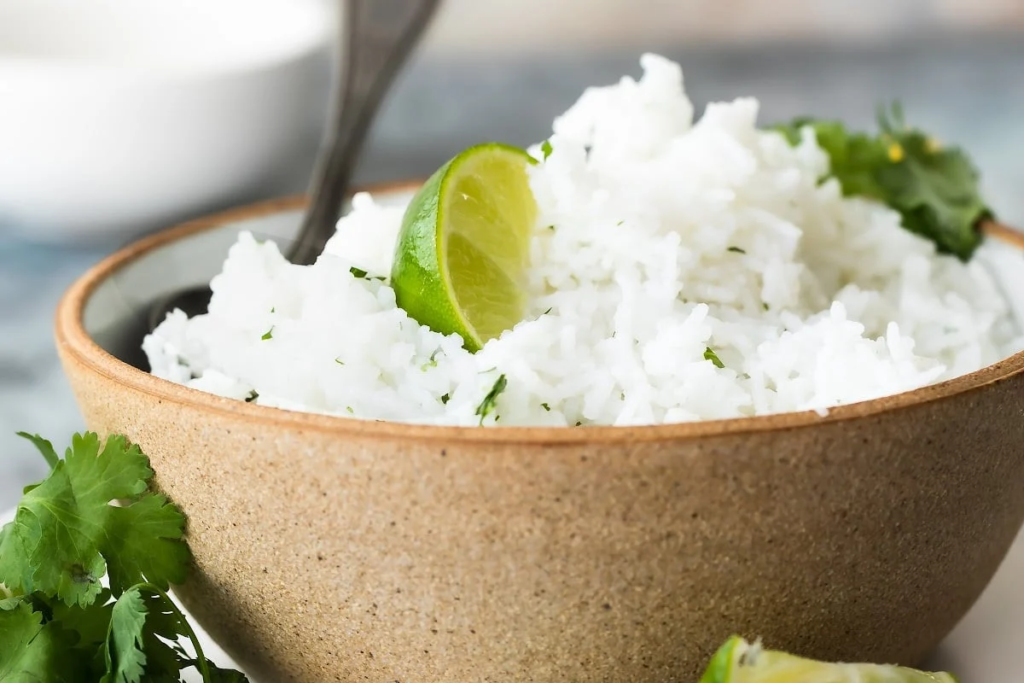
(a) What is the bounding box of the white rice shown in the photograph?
[143,54,1023,427]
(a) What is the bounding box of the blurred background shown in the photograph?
[433,0,1024,50]
[2,0,1024,506]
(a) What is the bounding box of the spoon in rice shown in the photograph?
[146,0,442,331]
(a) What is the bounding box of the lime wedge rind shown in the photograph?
[391,142,537,352]
[699,636,958,683]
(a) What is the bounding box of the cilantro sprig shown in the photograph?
[775,103,991,261]
[0,432,247,682]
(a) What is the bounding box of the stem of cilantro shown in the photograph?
[980,217,1024,251]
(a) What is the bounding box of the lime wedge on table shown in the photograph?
[700,637,958,683]
[390,143,537,352]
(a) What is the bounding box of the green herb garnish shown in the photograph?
[727,246,746,254]
[475,374,507,425]
[541,403,550,412]
[775,103,990,261]
[0,432,246,681]
[421,348,443,371]
[540,140,554,160]
[441,393,450,405]
[704,347,725,369]
[261,327,274,341]
[349,267,386,282]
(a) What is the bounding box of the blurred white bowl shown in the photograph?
[0,0,334,243]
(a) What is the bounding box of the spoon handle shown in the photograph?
[288,0,442,266]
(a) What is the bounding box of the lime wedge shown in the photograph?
[699,637,958,683]
[390,143,537,352]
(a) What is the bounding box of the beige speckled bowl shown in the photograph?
[56,186,1024,682]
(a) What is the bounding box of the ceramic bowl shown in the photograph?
[0,0,333,243]
[55,187,1024,682]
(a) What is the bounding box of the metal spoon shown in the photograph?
[146,0,441,331]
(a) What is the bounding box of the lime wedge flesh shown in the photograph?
[390,143,537,352]
[699,637,958,683]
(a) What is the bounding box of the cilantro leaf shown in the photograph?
[774,105,989,261]
[103,589,148,683]
[50,588,115,675]
[16,432,60,470]
[775,118,889,199]
[3,432,247,683]
[475,374,508,425]
[0,433,190,607]
[540,140,554,160]
[104,587,182,683]
[873,107,988,259]
[0,523,31,595]
[104,585,248,683]
[103,494,191,600]
[0,600,89,681]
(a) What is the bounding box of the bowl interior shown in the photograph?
[0,0,331,73]
[84,192,414,371]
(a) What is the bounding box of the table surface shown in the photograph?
[1,39,1023,679]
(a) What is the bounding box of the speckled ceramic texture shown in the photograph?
[55,194,1024,682]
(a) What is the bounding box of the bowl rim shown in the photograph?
[55,181,1024,445]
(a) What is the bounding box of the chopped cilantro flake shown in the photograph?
[475,375,507,425]
[704,347,725,369]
